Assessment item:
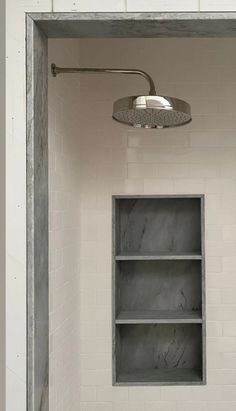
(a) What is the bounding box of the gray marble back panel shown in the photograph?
[116,198,201,255]
[117,260,201,313]
[117,323,202,375]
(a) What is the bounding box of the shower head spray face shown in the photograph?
[113,95,191,128]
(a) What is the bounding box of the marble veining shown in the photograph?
[117,323,202,374]
[26,15,49,411]
[29,12,236,38]
[117,260,201,313]
[117,198,201,255]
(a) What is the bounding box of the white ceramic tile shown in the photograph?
[222,386,236,400]
[176,403,207,411]
[6,368,26,411]
[221,288,236,304]
[54,0,126,12]
[207,321,223,337]
[79,0,126,11]
[127,0,199,12]
[96,386,129,402]
[207,289,221,305]
[223,322,236,337]
[201,0,236,11]
[53,0,79,11]
[129,387,161,401]
[208,370,236,385]
[145,402,176,411]
[161,387,193,401]
[207,403,236,411]
[221,353,236,369]
[191,386,223,401]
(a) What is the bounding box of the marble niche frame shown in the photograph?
[26,11,236,411]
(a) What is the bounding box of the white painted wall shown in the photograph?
[1,0,6,410]
[6,4,51,411]
[49,37,236,411]
[5,1,236,411]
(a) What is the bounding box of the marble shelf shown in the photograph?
[116,310,202,324]
[115,254,202,260]
[116,368,203,385]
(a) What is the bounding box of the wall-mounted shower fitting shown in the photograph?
[51,63,191,129]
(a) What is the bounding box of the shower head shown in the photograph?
[113,95,191,129]
[51,64,191,129]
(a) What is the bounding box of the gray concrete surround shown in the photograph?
[26,11,236,411]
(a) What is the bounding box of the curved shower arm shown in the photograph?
[51,63,157,96]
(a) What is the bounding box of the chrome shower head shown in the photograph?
[51,64,191,129]
[113,95,191,129]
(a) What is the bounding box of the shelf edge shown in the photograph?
[115,255,202,261]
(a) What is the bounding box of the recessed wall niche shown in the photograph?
[112,195,205,385]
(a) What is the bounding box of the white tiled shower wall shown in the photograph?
[6,1,236,411]
[49,37,236,411]
[48,40,81,411]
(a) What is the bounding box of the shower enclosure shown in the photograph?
[27,13,236,411]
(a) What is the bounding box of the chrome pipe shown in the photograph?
[51,63,157,96]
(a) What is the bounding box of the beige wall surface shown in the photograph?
[1,0,5,410]
[49,37,236,411]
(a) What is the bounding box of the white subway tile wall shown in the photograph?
[48,39,81,411]
[48,37,236,410]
